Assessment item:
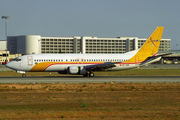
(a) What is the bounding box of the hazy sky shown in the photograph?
[0,0,180,50]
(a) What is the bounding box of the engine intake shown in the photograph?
[67,66,80,74]
[67,66,86,75]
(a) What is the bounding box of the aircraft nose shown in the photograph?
[6,62,11,68]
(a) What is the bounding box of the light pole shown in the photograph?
[1,16,10,63]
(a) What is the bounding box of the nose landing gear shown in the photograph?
[22,74,26,77]
[17,71,26,77]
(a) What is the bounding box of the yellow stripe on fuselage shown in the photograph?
[30,61,105,72]
[30,62,54,72]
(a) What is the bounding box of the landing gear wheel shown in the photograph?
[89,72,94,77]
[22,74,26,77]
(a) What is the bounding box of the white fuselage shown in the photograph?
[6,51,140,73]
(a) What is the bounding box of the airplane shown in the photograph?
[6,26,169,77]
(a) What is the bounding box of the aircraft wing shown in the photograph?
[85,62,121,71]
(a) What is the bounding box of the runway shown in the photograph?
[0,76,180,83]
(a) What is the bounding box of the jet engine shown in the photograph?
[67,66,86,75]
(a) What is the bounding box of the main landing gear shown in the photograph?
[83,72,94,77]
[89,72,94,77]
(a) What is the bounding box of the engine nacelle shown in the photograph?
[68,66,79,74]
[67,66,86,75]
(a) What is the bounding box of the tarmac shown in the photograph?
[0,64,180,84]
[1,64,180,72]
[0,76,180,84]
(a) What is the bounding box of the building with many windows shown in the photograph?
[40,36,170,54]
[6,35,171,55]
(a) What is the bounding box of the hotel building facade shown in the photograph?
[7,35,171,55]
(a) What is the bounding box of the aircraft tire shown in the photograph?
[22,74,26,77]
[89,72,94,77]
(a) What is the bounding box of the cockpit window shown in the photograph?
[13,58,21,61]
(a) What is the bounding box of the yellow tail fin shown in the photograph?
[129,26,164,63]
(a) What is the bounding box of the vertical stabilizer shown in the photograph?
[129,26,164,63]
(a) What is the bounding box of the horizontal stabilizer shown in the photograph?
[140,53,172,66]
[140,57,161,66]
[148,53,172,59]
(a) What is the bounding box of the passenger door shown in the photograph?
[27,56,33,65]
